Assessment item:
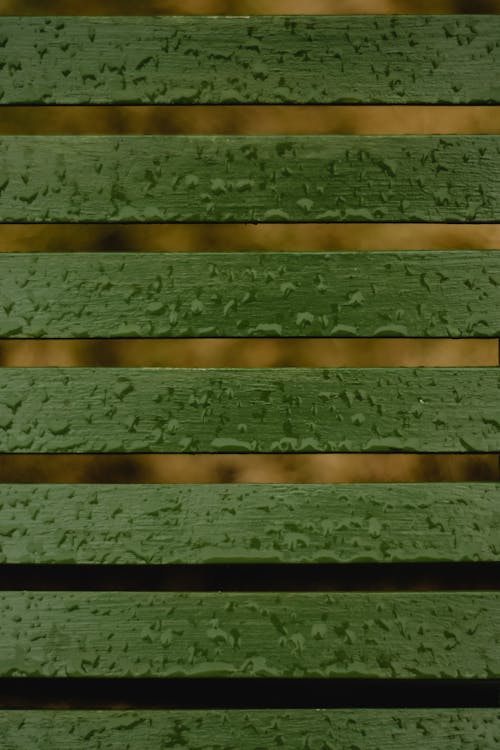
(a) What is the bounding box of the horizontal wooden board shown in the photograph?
[1,136,499,223]
[0,367,498,454]
[1,483,499,564]
[1,16,499,104]
[1,591,499,678]
[2,251,500,338]
[2,709,500,749]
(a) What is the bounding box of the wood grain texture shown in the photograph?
[1,16,499,104]
[2,251,500,338]
[0,367,499,454]
[1,591,499,678]
[1,483,499,564]
[2,709,500,749]
[1,136,499,223]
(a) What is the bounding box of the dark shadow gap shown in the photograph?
[0,678,498,710]
[1,563,499,592]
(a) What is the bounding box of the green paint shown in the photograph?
[0,367,498,453]
[1,591,499,678]
[0,483,498,564]
[2,710,500,749]
[1,251,499,338]
[1,136,499,223]
[1,16,499,104]
[1,11,498,730]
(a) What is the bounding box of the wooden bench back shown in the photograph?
[0,11,499,748]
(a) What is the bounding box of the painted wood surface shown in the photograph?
[1,591,499,678]
[0,367,499,453]
[0,483,498,564]
[1,16,499,104]
[1,251,500,338]
[1,136,499,223]
[2,709,500,749]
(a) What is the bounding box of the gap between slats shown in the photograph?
[2,107,500,135]
[0,678,499,709]
[0,340,495,367]
[1,225,499,252]
[0,454,496,483]
[1,1,500,17]
[0,563,499,592]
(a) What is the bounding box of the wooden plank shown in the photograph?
[1,136,499,223]
[1,591,499,678]
[1,483,498,564]
[2,709,500,749]
[0,367,498,454]
[2,251,500,338]
[1,16,499,104]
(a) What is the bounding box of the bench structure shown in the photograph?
[1,11,500,748]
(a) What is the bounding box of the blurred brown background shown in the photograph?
[1,0,499,485]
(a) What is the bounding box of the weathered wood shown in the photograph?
[1,136,499,223]
[2,251,500,338]
[1,11,499,732]
[2,709,500,749]
[1,591,499,678]
[1,16,499,104]
[0,367,499,453]
[0,483,498,564]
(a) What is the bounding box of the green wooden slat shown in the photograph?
[2,251,500,338]
[1,591,499,678]
[0,367,498,454]
[1,16,499,104]
[2,710,500,749]
[1,136,499,223]
[1,483,498,564]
